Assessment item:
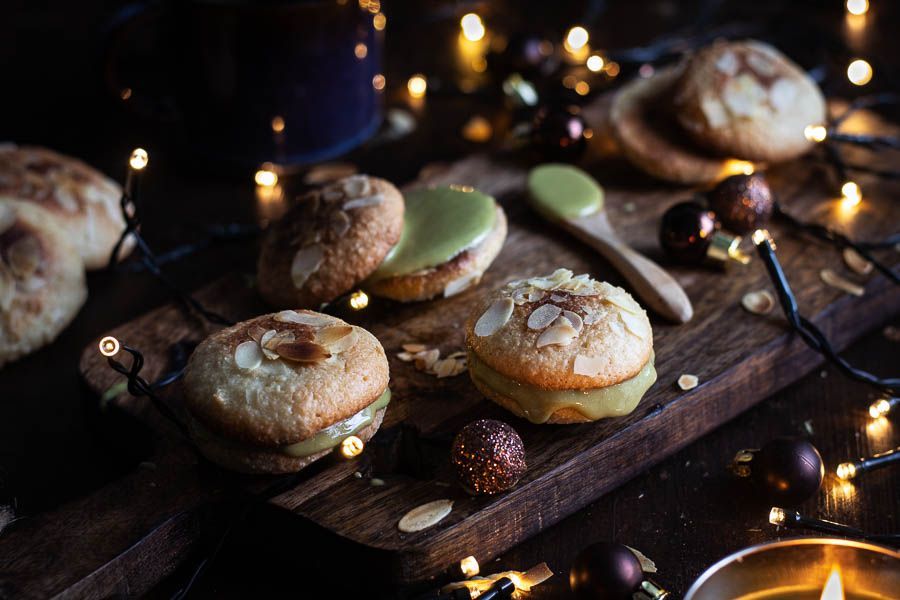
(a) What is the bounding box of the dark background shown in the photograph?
[1,0,898,597]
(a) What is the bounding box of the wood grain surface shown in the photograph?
[1,105,899,597]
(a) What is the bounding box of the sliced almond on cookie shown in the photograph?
[275,341,331,363]
[397,499,453,533]
[474,298,514,337]
[560,310,583,333]
[527,304,562,330]
[329,210,351,237]
[315,324,353,346]
[259,329,279,359]
[536,323,578,348]
[6,236,41,279]
[343,194,384,210]
[291,244,325,289]
[234,340,263,370]
[274,310,332,327]
[619,312,650,339]
[604,293,640,314]
[342,175,372,198]
[327,329,358,354]
[574,354,604,377]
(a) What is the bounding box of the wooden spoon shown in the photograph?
[527,164,694,323]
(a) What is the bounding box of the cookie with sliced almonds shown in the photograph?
[464,269,656,425]
[0,198,87,367]
[0,144,133,269]
[257,175,403,309]
[182,309,390,474]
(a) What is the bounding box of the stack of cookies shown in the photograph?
[0,144,131,366]
[608,40,826,185]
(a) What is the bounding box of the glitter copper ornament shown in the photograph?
[659,202,749,265]
[708,173,774,235]
[451,419,526,495]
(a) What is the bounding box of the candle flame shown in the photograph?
[820,567,844,600]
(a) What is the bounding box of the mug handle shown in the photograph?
[103,1,178,120]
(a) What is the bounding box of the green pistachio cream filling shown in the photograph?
[369,186,497,280]
[468,351,656,424]
[191,389,391,458]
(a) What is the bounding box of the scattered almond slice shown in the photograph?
[398,499,453,533]
[396,351,415,362]
[444,271,480,297]
[619,311,649,339]
[329,210,351,237]
[6,236,41,279]
[604,293,640,314]
[234,340,263,370]
[248,325,267,343]
[291,244,325,289]
[560,310,583,333]
[474,298,514,337]
[396,344,467,378]
[842,247,873,275]
[626,546,657,573]
[820,269,864,297]
[275,341,331,363]
[741,290,775,315]
[343,194,384,210]
[415,348,441,371]
[677,374,699,391]
[583,311,602,325]
[574,354,604,377]
[274,310,332,326]
[434,357,458,378]
[403,343,427,353]
[259,330,279,359]
[342,175,372,198]
[536,323,578,348]
[527,304,562,330]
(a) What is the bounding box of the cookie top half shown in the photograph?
[0,144,128,269]
[257,175,403,308]
[673,40,826,162]
[183,309,389,447]
[465,269,653,390]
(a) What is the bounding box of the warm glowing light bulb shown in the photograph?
[129,148,149,170]
[354,42,368,59]
[372,12,386,31]
[768,506,786,525]
[847,59,873,85]
[604,61,621,77]
[99,336,120,357]
[846,0,869,16]
[271,116,285,133]
[460,555,480,577]
[586,55,604,72]
[460,13,485,42]
[254,166,278,188]
[820,567,844,600]
[836,462,857,480]
[804,124,827,143]
[870,398,892,419]
[840,181,862,207]
[349,290,369,310]
[407,74,427,99]
[372,73,386,91]
[340,435,364,458]
[564,26,589,52]
[574,81,590,96]
[752,229,771,246]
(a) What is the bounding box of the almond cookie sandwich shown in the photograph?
[182,309,390,474]
[672,39,826,163]
[465,269,656,424]
[0,199,87,367]
[0,144,133,269]
[366,185,507,302]
[257,174,404,308]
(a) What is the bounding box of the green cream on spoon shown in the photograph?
[527,163,604,220]
[370,186,496,280]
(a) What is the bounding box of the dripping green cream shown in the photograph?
[468,352,656,424]
[527,163,604,221]
[370,186,496,280]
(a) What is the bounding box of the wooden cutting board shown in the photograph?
[3,106,899,598]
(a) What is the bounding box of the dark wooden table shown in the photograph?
[2,1,898,598]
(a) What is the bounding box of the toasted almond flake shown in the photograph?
[677,374,699,391]
[234,340,263,370]
[260,329,279,359]
[574,354,604,377]
[536,323,578,348]
[316,325,353,346]
[561,310,583,333]
[447,351,466,359]
[266,331,297,349]
[820,269,864,297]
[434,357,457,378]
[396,351,415,362]
[741,290,775,315]
[322,189,344,202]
[415,348,441,371]
[275,341,331,363]
[604,293,640,314]
[619,312,650,339]
[248,325,267,343]
[329,211,351,237]
[398,499,453,533]
[342,175,372,198]
[550,293,568,302]
[512,287,544,305]
[843,247,873,275]
[474,298,515,337]
[527,304,562,330]
[274,310,332,326]
[343,194,384,210]
[403,343,427,353]
[328,329,358,354]
[291,244,325,289]
[444,272,480,297]
[450,360,467,377]
[608,319,625,337]
[6,236,41,279]
[626,547,657,574]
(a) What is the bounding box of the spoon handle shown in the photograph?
[564,214,694,323]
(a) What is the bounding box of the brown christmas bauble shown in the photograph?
[451,419,526,495]
[659,201,719,264]
[708,173,774,234]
